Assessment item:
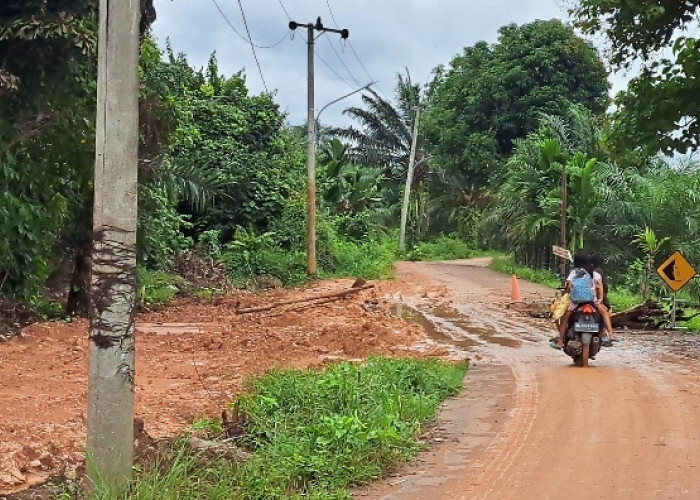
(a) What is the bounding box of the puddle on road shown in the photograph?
[390,303,522,350]
[390,303,478,350]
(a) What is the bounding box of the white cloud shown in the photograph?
[152,0,620,127]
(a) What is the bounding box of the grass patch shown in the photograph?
[682,313,700,332]
[488,256,560,288]
[321,235,397,280]
[223,234,398,287]
[405,236,473,262]
[136,269,183,305]
[606,288,641,312]
[95,357,467,499]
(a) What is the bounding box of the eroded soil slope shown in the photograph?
[0,277,448,493]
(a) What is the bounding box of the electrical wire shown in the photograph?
[281,0,357,91]
[290,28,355,90]
[325,0,381,94]
[277,0,292,21]
[211,0,288,49]
[323,0,365,87]
[324,33,361,87]
[316,50,354,89]
[236,0,269,93]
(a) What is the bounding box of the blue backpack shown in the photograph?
[569,269,595,303]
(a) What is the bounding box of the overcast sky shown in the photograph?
[152,0,626,128]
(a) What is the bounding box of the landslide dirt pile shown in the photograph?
[0,278,440,494]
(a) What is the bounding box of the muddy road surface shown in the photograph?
[363,259,700,499]
[3,258,700,498]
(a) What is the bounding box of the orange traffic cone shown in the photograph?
[511,274,522,302]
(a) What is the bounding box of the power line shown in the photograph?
[323,33,361,87]
[211,0,288,49]
[293,29,354,89]
[348,42,375,84]
[325,0,340,27]
[325,0,375,84]
[316,49,354,89]
[236,0,269,92]
[277,0,292,21]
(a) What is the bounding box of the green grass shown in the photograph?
[683,313,700,332]
[405,236,473,262]
[488,256,560,288]
[322,235,397,280]
[93,357,467,499]
[136,268,183,305]
[223,234,398,287]
[606,288,641,312]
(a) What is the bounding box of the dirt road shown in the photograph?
[362,259,700,499]
[4,258,700,498]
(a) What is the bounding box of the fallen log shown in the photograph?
[236,283,374,314]
[611,300,666,329]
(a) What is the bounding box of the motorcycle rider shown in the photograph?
[591,253,615,344]
[555,250,609,349]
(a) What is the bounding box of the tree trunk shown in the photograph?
[86,0,140,490]
[611,300,666,329]
[65,244,91,317]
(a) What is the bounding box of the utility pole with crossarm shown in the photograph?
[289,18,349,275]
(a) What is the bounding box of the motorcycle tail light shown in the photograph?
[581,304,595,314]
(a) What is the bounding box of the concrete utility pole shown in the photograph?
[289,18,349,275]
[398,107,421,250]
[560,164,568,281]
[87,0,140,490]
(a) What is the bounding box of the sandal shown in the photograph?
[550,341,563,350]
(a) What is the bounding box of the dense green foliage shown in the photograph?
[489,256,561,289]
[90,358,467,499]
[406,235,474,262]
[571,1,700,154]
[423,19,610,189]
[485,101,700,302]
[0,1,96,297]
[5,3,700,312]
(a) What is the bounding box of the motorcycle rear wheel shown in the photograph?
[580,344,589,367]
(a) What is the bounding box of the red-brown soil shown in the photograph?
[6,259,700,499]
[0,277,447,493]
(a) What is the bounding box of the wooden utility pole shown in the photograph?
[289,18,348,275]
[398,107,421,250]
[87,0,140,489]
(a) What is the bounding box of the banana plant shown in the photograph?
[633,226,670,299]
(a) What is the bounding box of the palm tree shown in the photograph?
[486,104,620,264]
[336,69,425,184]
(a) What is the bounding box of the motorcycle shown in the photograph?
[562,302,603,367]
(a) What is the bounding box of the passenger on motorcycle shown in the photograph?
[591,253,615,344]
[555,250,610,349]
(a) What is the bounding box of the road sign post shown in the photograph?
[657,250,696,330]
[552,245,572,286]
[552,245,572,262]
[657,250,696,293]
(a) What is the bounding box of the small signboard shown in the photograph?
[657,250,696,293]
[552,245,572,262]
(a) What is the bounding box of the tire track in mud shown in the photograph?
[466,362,539,500]
[367,259,700,499]
[373,261,549,499]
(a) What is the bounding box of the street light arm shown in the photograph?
[316,81,376,122]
